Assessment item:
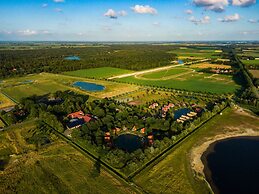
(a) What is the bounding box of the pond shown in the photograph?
[73,81,105,92]
[65,56,81,61]
[114,134,146,153]
[202,137,259,194]
[174,108,191,120]
[21,80,33,84]
[178,60,184,64]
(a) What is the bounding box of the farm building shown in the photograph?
[67,111,94,123]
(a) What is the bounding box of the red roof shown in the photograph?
[67,111,93,123]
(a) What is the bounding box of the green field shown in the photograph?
[133,108,259,194]
[241,59,259,66]
[0,121,133,194]
[141,68,189,79]
[64,67,134,79]
[1,73,139,102]
[0,119,5,128]
[116,72,240,94]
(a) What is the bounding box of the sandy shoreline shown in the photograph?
[190,109,259,177]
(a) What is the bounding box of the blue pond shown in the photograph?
[114,134,145,152]
[65,56,80,61]
[73,81,105,92]
[178,60,184,64]
[174,108,191,120]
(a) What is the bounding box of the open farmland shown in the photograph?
[0,121,133,194]
[1,73,139,102]
[250,70,259,78]
[189,63,232,69]
[133,108,259,194]
[0,92,16,109]
[140,68,190,79]
[64,67,134,79]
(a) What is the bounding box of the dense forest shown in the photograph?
[0,45,177,78]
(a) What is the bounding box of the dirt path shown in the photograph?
[108,59,210,80]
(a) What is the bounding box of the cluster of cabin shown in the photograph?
[66,111,95,130]
[176,111,197,123]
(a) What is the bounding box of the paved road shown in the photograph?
[108,59,210,80]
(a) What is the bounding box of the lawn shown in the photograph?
[0,92,16,109]
[116,72,240,94]
[0,121,134,194]
[133,108,259,194]
[141,68,189,79]
[1,73,140,102]
[64,67,134,79]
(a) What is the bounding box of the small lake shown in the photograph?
[178,60,184,64]
[174,108,191,120]
[202,137,259,194]
[65,56,80,61]
[114,134,145,152]
[73,81,105,92]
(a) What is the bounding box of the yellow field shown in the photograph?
[190,63,231,69]
[250,70,259,78]
[0,92,16,109]
[214,50,222,53]
[0,119,5,128]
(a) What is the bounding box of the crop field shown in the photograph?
[189,63,232,69]
[0,121,133,194]
[116,68,239,94]
[140,68,190,79]
[250,70,259,78]
[64,67,134,79]
[133,108,259,194]
[241,59,259,66]
[0,119,5,128]
[1,73,139,102]
[0,92,16,109]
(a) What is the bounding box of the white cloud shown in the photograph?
[193,0,229,12]
[54,8,63,12]
[118,10,127,17]
[53,0,65,3]
[218,13,240,22]
[153,22,160,26]
[18,29,38,36]
[185,9,193,14]
[41,3,48,8]
[232,0,256,7]
[248,19,259,23]
[189,15,210,24]
[104,9,117,19]
[131,5,157,15]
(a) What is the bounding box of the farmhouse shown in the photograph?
[66,111,95,129]
[66,119,85,130]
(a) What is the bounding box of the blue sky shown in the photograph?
[0,0,258,41]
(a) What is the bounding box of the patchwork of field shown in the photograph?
[0,92,16,109]
[133,108,259,194]
[64,67,134,79]
[189,63,232,69]
[0,121,133,194]
[116,69,239,94]
[0,73,139,102]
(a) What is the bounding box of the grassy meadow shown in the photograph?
[64,67,134,79]
[141,68,189,79]
[0,92,16,109]
[1,73,139,102]
[133,108,259,194]
[0,121,134,194]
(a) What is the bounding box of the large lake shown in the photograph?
[114,134,145,152]
[73,81,105,92]
[202,137,259,194]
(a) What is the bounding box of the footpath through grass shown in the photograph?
[133,108,259,194]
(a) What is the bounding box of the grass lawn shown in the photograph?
[64,67,134,79]
[1,73,140,102]
[141,68,189,79]
[116,73,240,94]
[0,121,134,194]
[133,108,259,194]
[0,92,16,109]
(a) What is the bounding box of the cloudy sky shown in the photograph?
[0,0,258,41]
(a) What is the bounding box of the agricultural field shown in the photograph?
[116,68,240,94]
[0,92,16,109]
[64,67,134,79]
[250,70,259,78]
[140,68,190,79]
[0,121,133,194]
[133,108,259,194]
[0,73,139,102]
[0,119,5,128]
[241,59,259,66]
[189,63,232,69]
